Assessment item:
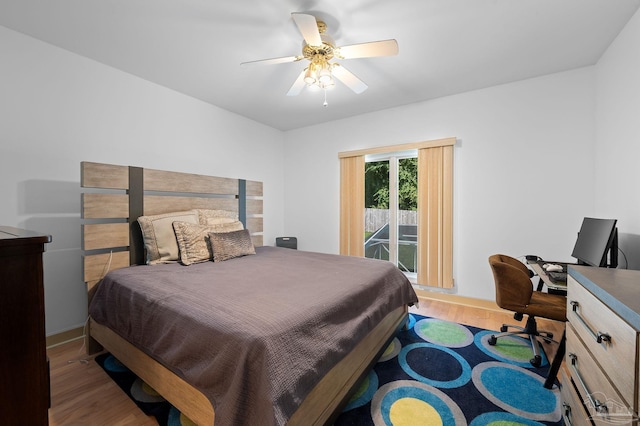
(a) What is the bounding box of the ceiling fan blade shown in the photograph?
[331,64,368,94]
[241,55,300,67]
[292,13,322,46]
[337,39,399,59]
[286,70,306,96]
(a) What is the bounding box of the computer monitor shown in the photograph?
[571,217,618,268]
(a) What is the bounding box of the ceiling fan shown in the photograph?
[241,13,399,101]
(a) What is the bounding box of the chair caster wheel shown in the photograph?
[530,355,542,367]
[488,335,497,345]
[500,325,508,332]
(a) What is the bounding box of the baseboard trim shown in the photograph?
[415,289,507,313]
[47,326,84,348]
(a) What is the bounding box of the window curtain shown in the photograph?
[339,155,364,256]
[339,138,455,288]
[417,144,454,288]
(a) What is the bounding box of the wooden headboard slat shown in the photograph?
[143,196,238,216]
[81,162,129,189]
[84,252,130,283]
[246,217,264,233]
[246,199,264,216]
[82,223,129,251]
[82,193,129,219]
[144,168,238,194]
[246,180,263,196]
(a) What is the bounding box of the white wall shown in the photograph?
[595,8,640,269]
[0,26,286,336]
[284,68,596,301]
[4,5,639,334]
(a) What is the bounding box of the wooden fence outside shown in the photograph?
[365,208,417,233]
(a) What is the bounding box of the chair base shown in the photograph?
[488,314,557,367]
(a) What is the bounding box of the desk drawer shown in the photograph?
[560,369,593,426]
[566,324,631,419]
[567,277,636,403]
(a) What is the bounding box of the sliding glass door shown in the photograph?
[364,151,418,281]
[340,137,454,288]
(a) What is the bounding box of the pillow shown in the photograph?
[172,222,212,265]
[195,209,238,225]
[173,220,244,265]
[206,217,238,226]
[137,210,199,264]
[208,229,256,262]
[207,220,244,233]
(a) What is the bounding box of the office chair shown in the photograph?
[488,254,567,367]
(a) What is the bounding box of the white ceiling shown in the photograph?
[1,0,639,131]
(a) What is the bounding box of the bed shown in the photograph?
[81,161,418,425]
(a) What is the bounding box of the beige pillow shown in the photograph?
[195,209,238,225]
[207,220,244,233]
[173,221,244,265]
[137,210,199,264]
[206,217,238,226]
[208,229,256,262]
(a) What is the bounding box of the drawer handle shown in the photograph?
[569,353,609,418]
[570,301,612,344]
[562,402,573,425]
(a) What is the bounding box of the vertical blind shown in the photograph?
[339,138,455,288]
[339,155,365,257]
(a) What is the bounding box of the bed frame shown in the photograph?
[81,161,408,425]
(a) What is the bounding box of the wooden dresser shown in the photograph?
[562,266,640,425]
[0,226,51,425]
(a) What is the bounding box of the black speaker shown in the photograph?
[276,237,297,250]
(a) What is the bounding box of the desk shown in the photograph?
[527,260,568,295]
[526,259,567,388]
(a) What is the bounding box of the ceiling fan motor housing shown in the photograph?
[302,33,336,61]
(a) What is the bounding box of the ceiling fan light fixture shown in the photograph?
[318,67,332,85]
[320,77,335,90]
[303,66,317,85]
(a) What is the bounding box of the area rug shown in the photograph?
[95,313,562,425]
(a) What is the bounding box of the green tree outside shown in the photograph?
[365,158,417,211]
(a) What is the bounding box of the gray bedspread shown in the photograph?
[89,246,418,425]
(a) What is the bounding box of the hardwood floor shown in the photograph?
[47,297,565,425]
[47,339,156,426]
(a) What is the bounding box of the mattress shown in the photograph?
[89,246,418,425]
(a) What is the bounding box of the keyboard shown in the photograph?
[547,271,567,283]
[536,260,569,273]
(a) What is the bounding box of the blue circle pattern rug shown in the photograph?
[336,314,562,426]
[95,314,561,425]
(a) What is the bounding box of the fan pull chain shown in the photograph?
[323,89,328,107]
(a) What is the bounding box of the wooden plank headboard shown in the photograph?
[81,161,264,289]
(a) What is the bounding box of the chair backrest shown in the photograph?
[488,254,534,311]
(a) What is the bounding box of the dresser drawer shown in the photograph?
[560,369,594,426]
[567,276,637,404]
[566,323,633,421]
